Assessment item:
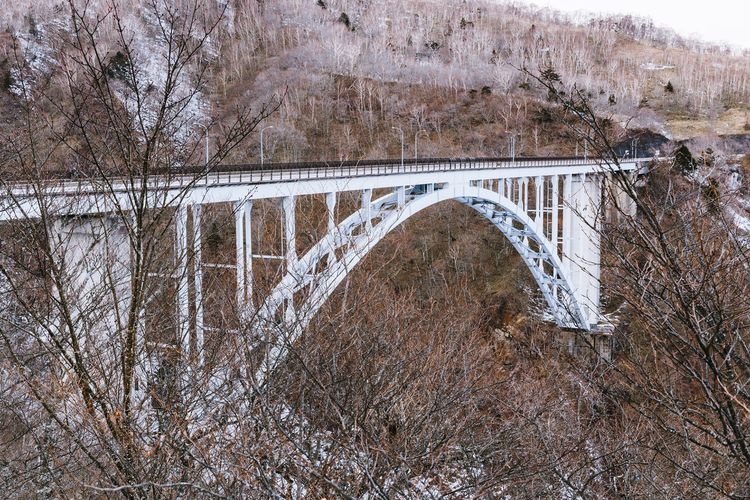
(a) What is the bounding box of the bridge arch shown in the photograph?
[252,183,591,380]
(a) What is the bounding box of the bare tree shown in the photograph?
[526,65,750,496]
[0,0,278,495]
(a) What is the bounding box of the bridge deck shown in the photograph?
[0,156,645,220]
[5,156,644,193]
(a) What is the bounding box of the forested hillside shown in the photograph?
[1,0,749,497]
[2,0,749,161]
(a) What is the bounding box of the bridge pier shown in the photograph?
[362,189,373,230]
[606,172,637,222]
[566,174,603,327]
[551,174,559,254]
[396,186,405,208]
[561,327,612,362]
[534,176,543,230]
[192,204,204,365]
[49,216,132,340]
[326,192,337,263]
[282,196,297,323]
[233,200,254,318]
[175,205,190,356]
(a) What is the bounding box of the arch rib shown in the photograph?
[251,184,592,383]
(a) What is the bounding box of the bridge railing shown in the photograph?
[6,156,651,194]
[190,155,646,185]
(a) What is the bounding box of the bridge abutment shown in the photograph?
[49,216,132,338]
[47,215,145,395]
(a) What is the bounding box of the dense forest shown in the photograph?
[0,0,749,497]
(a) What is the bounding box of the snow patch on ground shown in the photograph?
[729,207,750,233]
[6,4,208,142]
[7,20,62,97]
[116,31,208,143]
[640,62,675,71]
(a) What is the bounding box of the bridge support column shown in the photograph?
[235,201,246,313]
[568,174,603,327]
[551,175,559,253]
[49,216,137,389]
[521,178,529,245]
[175,205,190,356]
[326,192,337,262]
[233,200,255,320]
[562,174,573,275]
[606,172,637,222]
[503,178,514,226]
[534,176,543,230]
[244,200,254,316]
[567,175,584,323]
[192,204,204,364]
[283,196,297,323]
[620,173,637,217]
[326,192,337,229]
[50,216,132,335]
[362,189,372,229]
[396,186,405,208]
[282,196,297,266]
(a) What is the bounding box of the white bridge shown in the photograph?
[1,156,641,375]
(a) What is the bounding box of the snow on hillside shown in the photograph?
[3,1,209,139]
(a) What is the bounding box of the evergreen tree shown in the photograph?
[674,144,696,174]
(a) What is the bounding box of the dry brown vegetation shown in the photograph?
[206,0,750,161]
